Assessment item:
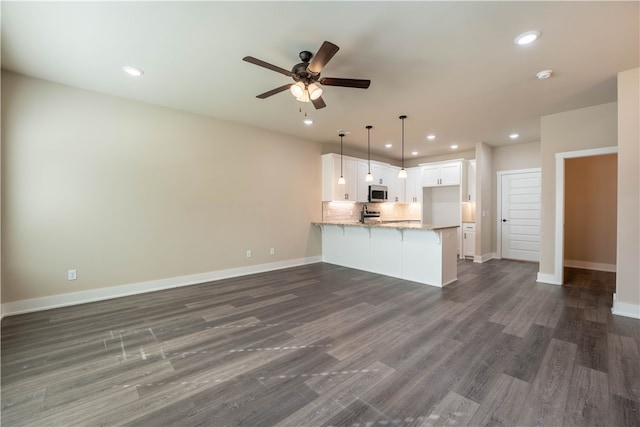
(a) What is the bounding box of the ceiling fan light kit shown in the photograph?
[307,83,323,100]
[290,82,305,98]
[243,41,371,109]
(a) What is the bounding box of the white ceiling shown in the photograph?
[2,1,638,161]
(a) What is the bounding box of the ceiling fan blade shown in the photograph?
[256,84,292,99]
[312,96,326,109]
[243,56,294,77]
[319,77,371,89]
[307,41,339,75]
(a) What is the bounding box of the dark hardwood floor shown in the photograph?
[2,260,639,426]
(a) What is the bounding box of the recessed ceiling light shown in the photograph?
[385,143,393,148]
[303,118,313,125]
[411,151,418,156]
[509,133,519,139]
[427,134,436,140]
[536,69,553,79]
[122,66,144,77]
[514,30,541,45]
[451,144,458,150]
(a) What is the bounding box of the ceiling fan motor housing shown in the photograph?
[292,51,319,84]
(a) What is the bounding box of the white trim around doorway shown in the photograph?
[545,146,618,286]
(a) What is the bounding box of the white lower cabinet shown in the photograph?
[462,222,475,258]
[318,223,458,287]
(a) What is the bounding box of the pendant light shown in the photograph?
[338,132,346,185]
[365,125,374,182]
[398,115,408,178]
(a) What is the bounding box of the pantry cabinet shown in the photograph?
[466,159,476,202]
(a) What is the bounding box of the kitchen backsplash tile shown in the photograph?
[322,201,421,223]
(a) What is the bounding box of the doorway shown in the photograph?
[552,146,618,285]
[497,169,541,261]
[564,154,617,273]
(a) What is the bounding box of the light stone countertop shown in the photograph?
[312,221,459,231]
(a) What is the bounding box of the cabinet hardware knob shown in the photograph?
[502,219,507,222]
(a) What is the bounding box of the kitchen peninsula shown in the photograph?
[313,221,458,287]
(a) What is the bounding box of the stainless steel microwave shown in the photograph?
[368,185,388,202]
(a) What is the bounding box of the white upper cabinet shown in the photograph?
[369,162,402,202]
[421,161,462,187]
[322,154,411,203]
[386,165,403,203]
[322,153,358,201]
[370,162,387,186]
[357,160,371,202]
[405,167,423,203]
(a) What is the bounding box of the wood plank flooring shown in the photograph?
[1,260,639,426]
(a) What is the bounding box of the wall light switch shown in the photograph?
[270,248,275,255]
[68,269,77,281]
[246,250,252,258]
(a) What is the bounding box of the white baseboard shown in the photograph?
[536,272,562,285]
[564,260,616,272]
[612,294,640,319]
[474,252,497,263]
[1,256,322,318]
[441,277,458,287]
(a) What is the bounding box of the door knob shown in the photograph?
[502,219,508,222]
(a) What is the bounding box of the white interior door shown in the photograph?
[500,171,541,262]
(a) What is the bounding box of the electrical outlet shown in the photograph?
[270,248,275,255]
[68,269,77,281]
[246,250,252,258]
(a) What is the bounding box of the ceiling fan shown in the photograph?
[243,41,371,109]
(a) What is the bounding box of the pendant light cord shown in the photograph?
[366,125,372,173]
[399,115,407,170]
[339,132,345,177]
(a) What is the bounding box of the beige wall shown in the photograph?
[491,141,541,252]
[539,102,618,278]
[564,154,617,267]
[616,68,640,308]
[1,71,322,303]
[493,141,541,173]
